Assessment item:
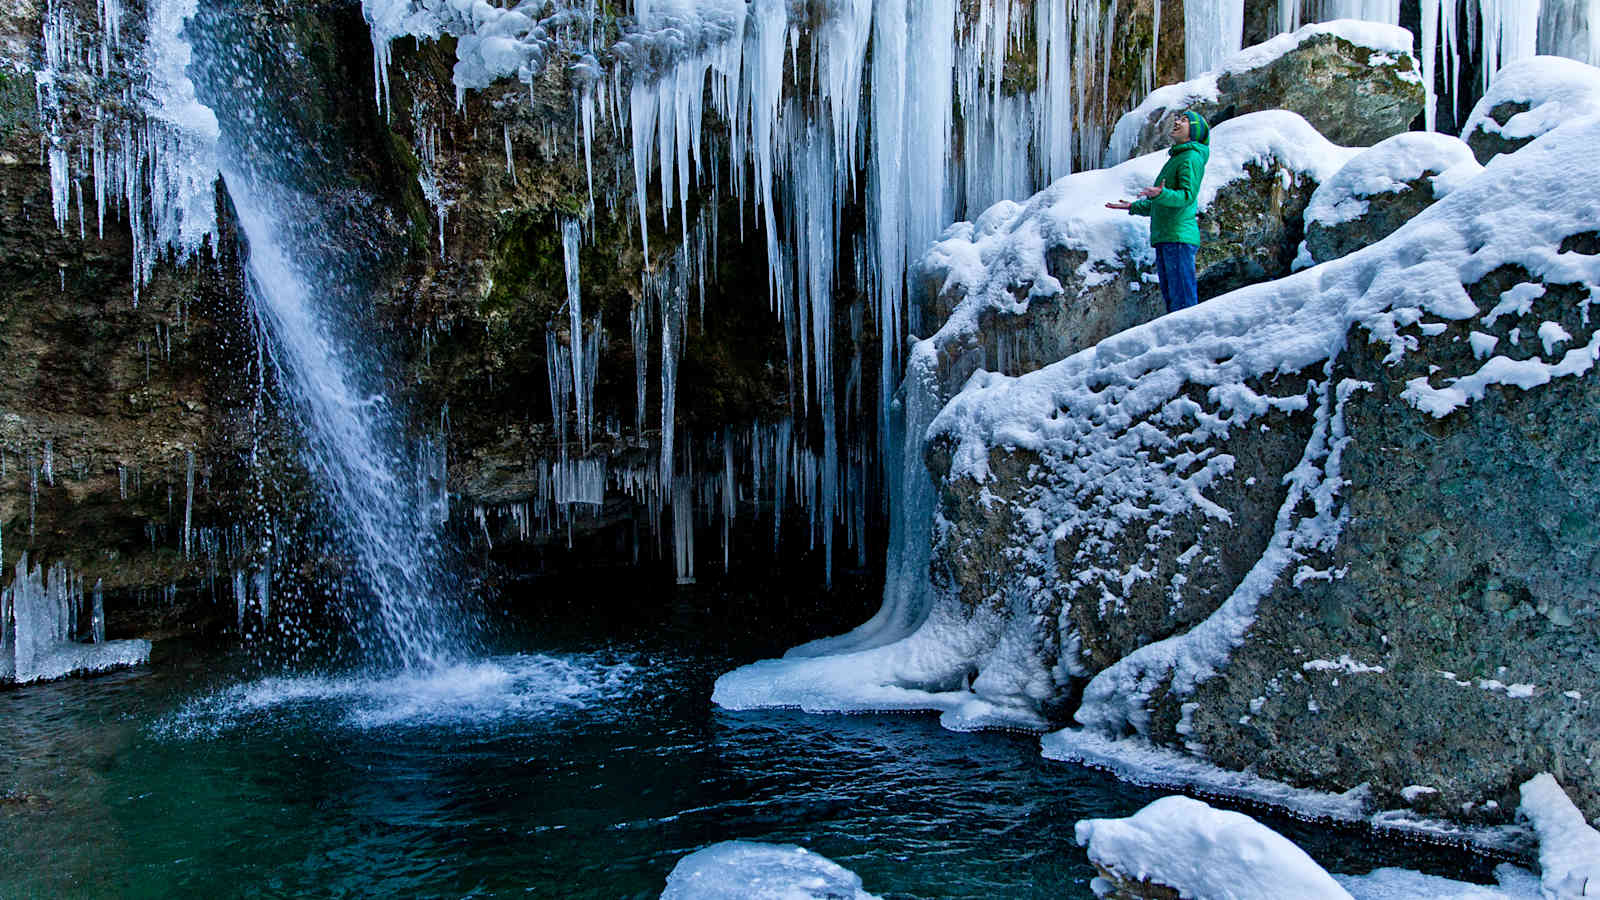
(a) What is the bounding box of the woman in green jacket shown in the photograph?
[1107,110,1210,313]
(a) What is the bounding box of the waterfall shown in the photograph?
[183,0,475,667]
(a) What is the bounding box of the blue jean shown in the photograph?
[1155,241,1198,313]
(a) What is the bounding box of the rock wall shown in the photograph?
[0,0,255,640]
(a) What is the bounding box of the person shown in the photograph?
[1106,109,1211,313]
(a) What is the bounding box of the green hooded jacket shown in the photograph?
[1129,110,1210,245]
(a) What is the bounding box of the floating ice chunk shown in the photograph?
[1075,795,1356,900]
[1518,774,1600,899]
[660,841,879,900]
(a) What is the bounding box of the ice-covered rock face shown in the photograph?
[1303,131,1482,264]
[924,113,1600,821]
[1462,56,1600,164]
[1105,20,1422,165]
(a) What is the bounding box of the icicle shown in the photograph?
[560,216,589,449]
[631,300,650,436]
[1184,0,1245,78]
[182,449,194,559]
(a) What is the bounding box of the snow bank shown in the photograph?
[1462,57,1600,149]
[1519,774,1600,899]
[1305,132,1481,228]
[660,842,879,900]
[1107,19,1416,164]
[1075,795,1356,899]
[933,111,1600,739]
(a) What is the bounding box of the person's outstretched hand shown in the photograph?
[1138,186,1163,198]
[1105,200,1132,210]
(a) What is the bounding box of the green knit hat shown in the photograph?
[1186,110,1211,144]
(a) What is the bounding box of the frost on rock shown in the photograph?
[1306,133,1481,228]
[660,841,880,900]
[1519,774,1600,900]
[1075,795,1357,900]
[918,110,1356,394]
[1462,56,1600,164]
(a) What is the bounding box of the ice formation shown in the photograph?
[660,841,880,900]
[1,556,151,684]
[1304,131,1481,228]
[32,0,219,303]
[1518,774,1600,900]
[716,111,1359,728]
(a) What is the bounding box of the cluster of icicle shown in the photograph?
[25,0,1600,597]
[1,555,150,684]
[476,421,868,584]
[359,0,1600,586]
[33,0,218,304]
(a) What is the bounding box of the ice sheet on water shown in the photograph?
[1335,865,1542,900]
[155,653,638,737]
[660,841,880,900]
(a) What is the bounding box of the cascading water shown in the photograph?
[181,0,476,667]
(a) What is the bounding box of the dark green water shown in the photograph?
[0,580,1510,899]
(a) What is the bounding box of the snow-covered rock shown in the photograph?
[1077,795,1547,900]
[923,113,1600,821]
[1076,795,1356,900]
[1107,20,1422,165]
[660,841,879,900]
[1303,132,1483,264]
[1462,57,1600,164]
